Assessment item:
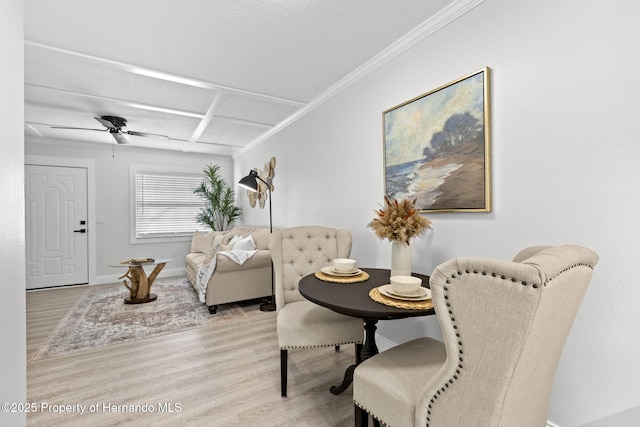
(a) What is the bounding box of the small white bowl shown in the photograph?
[333,258,356,272]
[390,275,422,295]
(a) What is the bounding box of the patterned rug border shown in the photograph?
[32,278,249,360]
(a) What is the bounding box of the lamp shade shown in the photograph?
[238,170,260,192]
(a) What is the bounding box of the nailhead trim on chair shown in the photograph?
[544,263,595,286]
[425,262,595,426]
[353,401,381,425]
[281,341,363,350]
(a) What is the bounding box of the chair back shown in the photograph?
[269,226,352,309]
[420,245,598,427]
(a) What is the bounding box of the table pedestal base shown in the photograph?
[118,263,166,303]
[330,319,378,395]
[124,294,157,304]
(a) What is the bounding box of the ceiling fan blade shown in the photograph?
[51,126,107,132]
[125,130,170,139]
[94,116,118,129]
[112,133,130,144]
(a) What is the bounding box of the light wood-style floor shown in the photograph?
[26,282,359,426]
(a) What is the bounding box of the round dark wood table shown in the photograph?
[298,268,433,394]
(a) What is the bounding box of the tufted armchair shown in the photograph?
[353,245,598,426]
[269,226,364,397]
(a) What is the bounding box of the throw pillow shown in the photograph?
[191,230,215,253]
[203,244,219,264]
[212,232,228,247]
[225,234,240,247]
[233,235,256,251]
[203,243,233,264]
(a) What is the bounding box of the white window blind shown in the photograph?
[134,169,203,238]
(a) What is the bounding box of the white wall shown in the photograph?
[0,0,26,425]
[235,1,640,425]
[25,140,234,284]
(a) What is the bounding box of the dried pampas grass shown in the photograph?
[367,196,431,245]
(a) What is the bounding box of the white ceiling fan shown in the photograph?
[51,115,171,144]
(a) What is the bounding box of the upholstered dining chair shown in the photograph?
[353,244,598,426]
[269,226,364,397]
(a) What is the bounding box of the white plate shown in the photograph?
[320,266,362,276]
[379,284,431,301]
[388,286,429,298]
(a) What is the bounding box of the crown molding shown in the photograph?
[235,0,487,159]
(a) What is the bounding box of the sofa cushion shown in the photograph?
[216,250,271,272]
[186,252,206,268]
[223,226,271,250]
[191,230,229,253]
[248,228,270,249]
[191,230,213,253]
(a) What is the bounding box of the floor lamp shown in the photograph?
[238,170,276,312]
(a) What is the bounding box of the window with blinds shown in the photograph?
[134,169,204,239]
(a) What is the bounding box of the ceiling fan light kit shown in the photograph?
[112,132,130,145]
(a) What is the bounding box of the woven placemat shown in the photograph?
[314,270,370,283]
[369,286,433,310]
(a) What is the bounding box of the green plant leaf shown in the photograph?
[193,164,242,231]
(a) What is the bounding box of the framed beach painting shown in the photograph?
[383,67,491,213]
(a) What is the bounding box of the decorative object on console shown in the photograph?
[368,196,431,277]
[246,157,276,209]
[194,163,242,231]
[239,169,276,312]
[383,67,491,212]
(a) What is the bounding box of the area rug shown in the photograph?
[32,278,248,360]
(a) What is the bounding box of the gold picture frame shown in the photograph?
[383,67,491,213]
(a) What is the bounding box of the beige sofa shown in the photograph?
[185,226,272,314]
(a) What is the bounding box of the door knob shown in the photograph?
[74,229,86,233]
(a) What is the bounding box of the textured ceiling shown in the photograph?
[24,0,460,156]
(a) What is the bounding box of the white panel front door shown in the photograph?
[25,165,89,289]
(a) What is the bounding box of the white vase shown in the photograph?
[391,241,411,277]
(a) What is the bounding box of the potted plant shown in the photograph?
[194,164,241,231]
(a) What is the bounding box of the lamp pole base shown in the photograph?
[259,300,276,312]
